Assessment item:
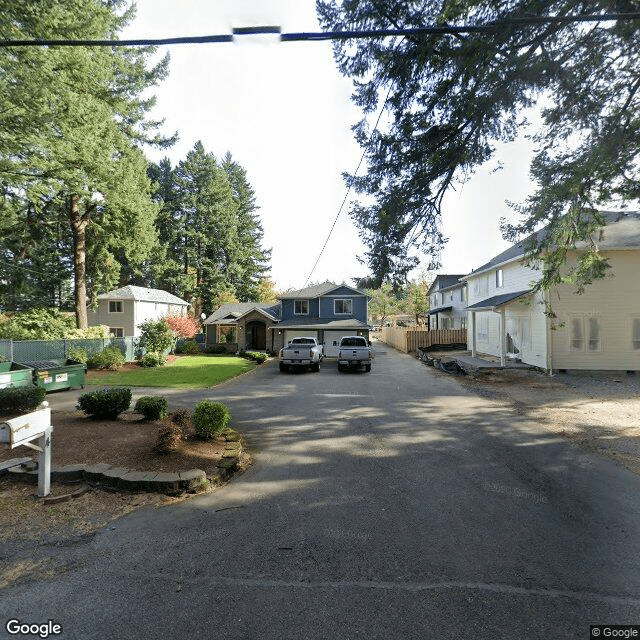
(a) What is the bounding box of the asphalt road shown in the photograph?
[2,345,640,639]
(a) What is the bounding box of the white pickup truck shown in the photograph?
[337,336,372,372]
[279,337,324,373]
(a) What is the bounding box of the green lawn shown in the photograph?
[86,354,257,389]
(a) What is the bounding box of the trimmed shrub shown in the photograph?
[205,345,227,354]
[181,339,200,355]
[68,347,89,364]
[0,386,46,415]
[139,351,167,368]
[87,346,125,370]
[242,351,268,363]
[76,387,132,419]
[192,400,231,439]
[170,408,191,429]
[134,396,169,421]
[154,422,184,454]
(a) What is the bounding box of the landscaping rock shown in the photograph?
[83,463,113,483]
[178,469,207,492]
[51,463,85,482]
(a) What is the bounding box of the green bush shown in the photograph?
[87,346,125,370]
[76,387,132,419]
[224,330,236,343]
[243,351,268,363]
[68,347,89,364]
[192,400,231,439]
[0,386,46,415]
[181,339,200,355]
[137,319,175,354]
[134,395,169,421]
[139,351,167,368]
[205,345,227,354]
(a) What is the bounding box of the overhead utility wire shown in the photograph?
[303,83,394,286]
[0,13,639,47]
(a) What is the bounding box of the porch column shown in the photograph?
[471,311,477,357]
[499,308,506,367]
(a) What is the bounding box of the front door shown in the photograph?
[245,321,266,350]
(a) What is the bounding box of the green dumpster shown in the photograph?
[0,362,34,389]
[25,359,87,392]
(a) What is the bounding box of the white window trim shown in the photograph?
[334,298,353,315]
[294,299,309,316]
[108,300,123,313]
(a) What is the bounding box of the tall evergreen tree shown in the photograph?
[0,0,174,325]
[317,1,640,291]
[221,153,272,301]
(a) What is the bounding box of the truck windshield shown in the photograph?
[290,338,315,344]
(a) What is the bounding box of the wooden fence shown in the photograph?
[380,327,467,354]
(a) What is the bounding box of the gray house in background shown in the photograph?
[87,285,190,338]
[427,274,468,330]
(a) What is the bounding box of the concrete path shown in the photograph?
[2,345,640,639]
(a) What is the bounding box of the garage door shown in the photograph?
[284,330,318,347]
[323,330,358,357]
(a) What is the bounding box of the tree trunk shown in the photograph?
[70,194,89,329]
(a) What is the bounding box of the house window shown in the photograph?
[460,317,467,329]
[633,319,640,350]
[334,299,353,315]
[109,327,124,338]
[478,316,489,341]
[570,316,601,352]
[109,301,123,313]
[294,300,309,315]
[495,269,504,288]
[461,285,467,302]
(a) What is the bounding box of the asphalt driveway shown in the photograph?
[2,345,640,639]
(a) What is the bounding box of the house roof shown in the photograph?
[428,306,453,315]
[97,285,189,306]
[427,275,466,296]
[277,317,372,330]
[278,281,367,299]
[467,211,640,278]
[465,289,532,311]
[204,303,280,325]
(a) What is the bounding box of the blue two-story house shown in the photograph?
[203,281,372,356]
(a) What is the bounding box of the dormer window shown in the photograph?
[294,300,309,315]
[109,301,123,313]
[334,299,352,315]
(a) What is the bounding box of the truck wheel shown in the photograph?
[311,363,320,372]
[279,363,288,373]
[337,365,344,373]
[365,365,371,372]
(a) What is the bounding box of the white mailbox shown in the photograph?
[0,402,52,496]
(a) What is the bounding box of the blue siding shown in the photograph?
[280,297,320,321]
[319,296,367,321]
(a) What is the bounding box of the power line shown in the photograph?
[0,13,638,47]
[303,83,394,286]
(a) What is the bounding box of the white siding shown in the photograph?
[466,260,547,368]
[550,251,640,370]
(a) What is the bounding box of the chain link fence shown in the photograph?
[0,337,137,363]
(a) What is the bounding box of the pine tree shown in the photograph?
[317,1,640,291]
[0,0,174,325]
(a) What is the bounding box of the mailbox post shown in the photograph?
[0,401,52,497]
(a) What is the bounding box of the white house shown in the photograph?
[87,285,190,338]
[465,211,640,371]
[426,274,468,329]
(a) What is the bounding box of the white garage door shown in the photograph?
[323,330,358,357]
[284,330,319,346]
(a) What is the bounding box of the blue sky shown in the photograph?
[125,0,535,290]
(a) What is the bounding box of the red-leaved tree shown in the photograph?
[165,315,200,338]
